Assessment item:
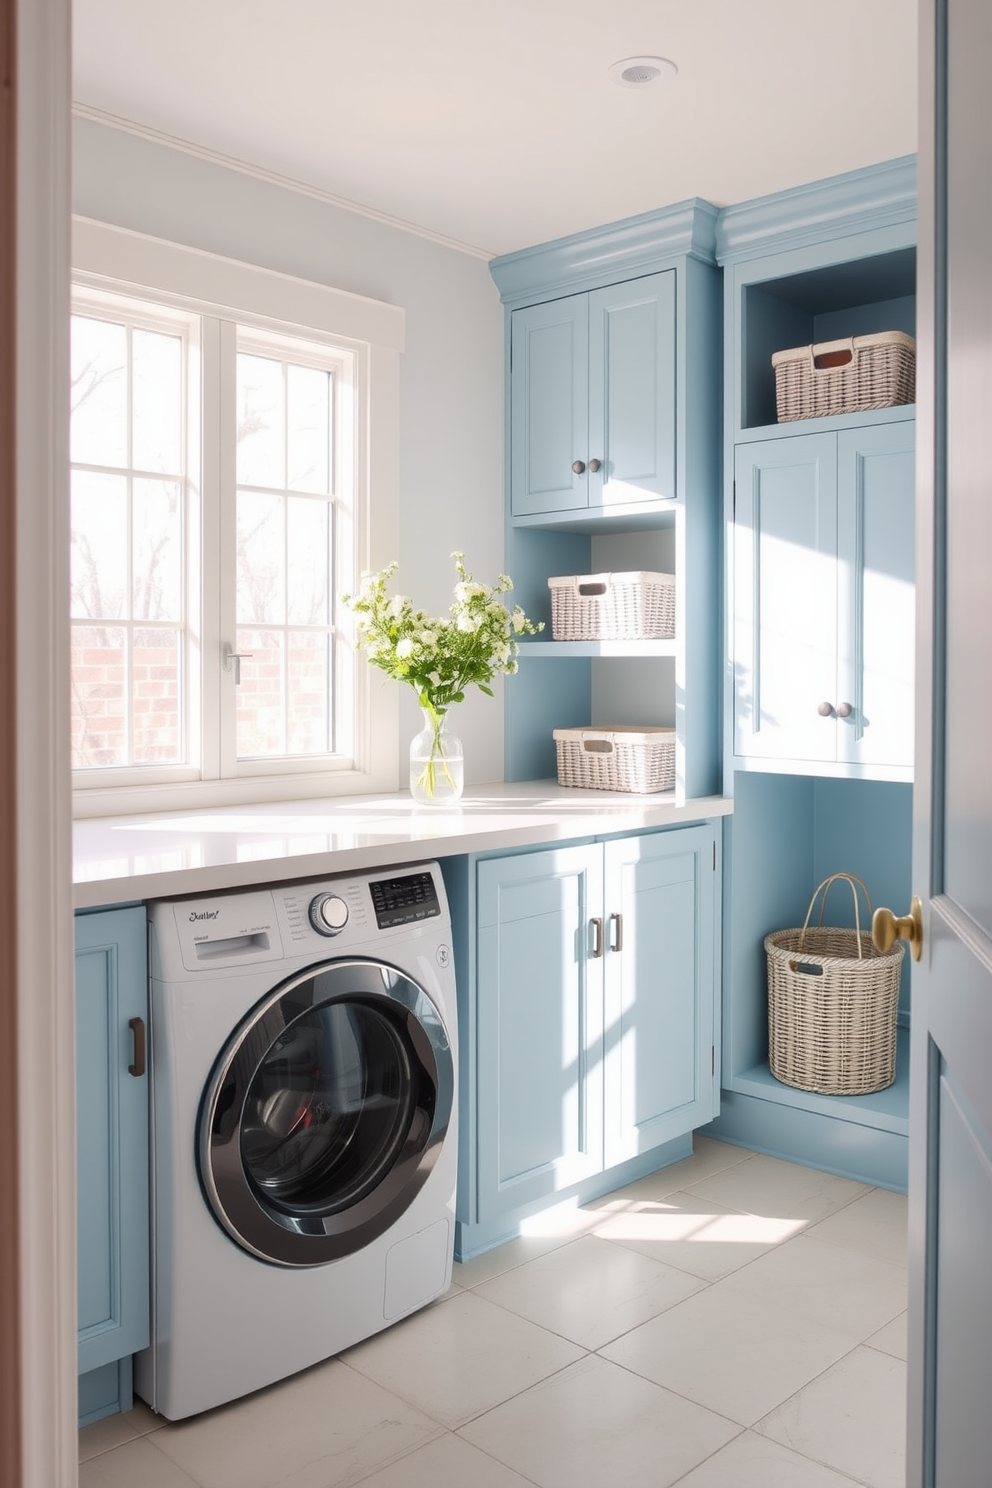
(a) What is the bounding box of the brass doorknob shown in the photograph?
[872,897,924,962]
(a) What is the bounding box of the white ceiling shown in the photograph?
[72,0,919,259]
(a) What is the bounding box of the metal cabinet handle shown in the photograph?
[572,459,586,475]
[818,701,834,717]
[128,1017,146,1078]
[836,701,854,718]
[588,458,602,473]
[590,917,604,958]
[609,912,623,951]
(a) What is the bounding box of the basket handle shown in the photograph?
[799,873,874,959]
[579,732,616,754]
[808,338,858,374]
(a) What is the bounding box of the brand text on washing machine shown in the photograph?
[189,910,221,921]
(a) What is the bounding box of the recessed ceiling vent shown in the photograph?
[608,56,678,89]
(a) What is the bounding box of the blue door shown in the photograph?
[907,6,992,1482]
[510,294,588,517]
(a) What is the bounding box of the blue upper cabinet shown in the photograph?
[75,906,149,1418]
[720,157,918,785]
[510,272,676,519]
[491,202,724,800]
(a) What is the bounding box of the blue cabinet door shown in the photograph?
[75,907,149,1376]
[510,273,677,519]
[837,422,915,771]
[476,844,604,1220]
[603,827,717,1167]
[510,294,589,517]
[734,433,839,763]
[588,272,676,510]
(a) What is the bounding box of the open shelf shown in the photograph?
[736,400,916,445]
[740,245,917,433]
[732,1026,910,1137]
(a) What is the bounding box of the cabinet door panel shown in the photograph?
[477,846,603,1221]
[603,829,717,1167]
[837,423,915,769]
[734,435,839,761]
[589,273,676,508]
[510,296,588,516]
[75,907,149,1375]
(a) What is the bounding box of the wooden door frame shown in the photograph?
[0,0,21,1473]
[8,0,75,1484]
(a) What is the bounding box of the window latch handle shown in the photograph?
[223,645,253,685]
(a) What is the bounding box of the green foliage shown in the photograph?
[344,553,543,722]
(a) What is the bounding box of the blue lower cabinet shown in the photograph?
[451,825,720,1257]
[75,906,149,1425]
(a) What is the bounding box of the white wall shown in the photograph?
[72,116,508,783]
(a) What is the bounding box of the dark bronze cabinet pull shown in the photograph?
[128,1016,146,1078]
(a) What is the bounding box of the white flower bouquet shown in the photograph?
[345,552,542,797]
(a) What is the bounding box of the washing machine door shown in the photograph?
[199,958,453,1267]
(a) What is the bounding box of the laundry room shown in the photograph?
[16,2,985,1487]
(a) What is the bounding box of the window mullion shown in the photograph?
[216,318,241,778]
[199,315,227,780]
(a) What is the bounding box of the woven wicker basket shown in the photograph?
[772,331,916,422]
[548,571,675,641]
[553,725,675,794]
[765,874,903,1095]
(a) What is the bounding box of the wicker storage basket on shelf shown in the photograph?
[772,331,916,422]
[552,725,675,794]
[765,873,903,1096]
[548,571,675,641]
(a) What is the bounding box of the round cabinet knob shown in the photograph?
[309,894,349,936]
[588,458,602,473]
[571,459,586,475]
[836,701,854,719]
[818,701,835,717]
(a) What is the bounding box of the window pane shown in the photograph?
[237,353,284,489]
[132,627,183,764]
[286,496,330,625]
[133,328,182,474]
[71,471,128,620]
[236,628,285,758]
[133,478,182,621]
[71,625,127,769]
[71,315,127,468]
[287,364,331,495]
[237,490,286,624]
[287,631,331,755]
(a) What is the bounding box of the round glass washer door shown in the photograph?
[199,958,453,1268]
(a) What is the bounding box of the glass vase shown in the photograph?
[409,706,464,805]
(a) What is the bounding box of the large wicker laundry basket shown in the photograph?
[765,873,903,1096]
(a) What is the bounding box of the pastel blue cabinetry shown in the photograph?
[448,823,720,1258]
[75,906,149,1425]
[733,420,915,778]
[510,272,676,518]
[705,157,918,1191]
[491,203,723,801]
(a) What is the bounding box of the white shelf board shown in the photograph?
[518,639,677,658]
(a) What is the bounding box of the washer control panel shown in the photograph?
[369,870,441,929]
[308,893,350,936]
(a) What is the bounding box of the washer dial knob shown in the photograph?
[309,893,350,936]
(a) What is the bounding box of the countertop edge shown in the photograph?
[72,786,734,909]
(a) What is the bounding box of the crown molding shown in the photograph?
[72,103,496,262]
[489,198,720,306]
[715,155,917,264]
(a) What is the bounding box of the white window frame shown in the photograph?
[70,217,403,819]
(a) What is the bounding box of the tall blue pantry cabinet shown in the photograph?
[445,202,727,1260]
[707,158,918,1190]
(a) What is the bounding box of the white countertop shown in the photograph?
[73,781,733,908]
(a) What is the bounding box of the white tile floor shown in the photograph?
[79,1139,908,1488]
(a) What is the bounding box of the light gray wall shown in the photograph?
[72,117,508,783]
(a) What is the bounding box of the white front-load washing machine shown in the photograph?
[135,861,457,1420]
